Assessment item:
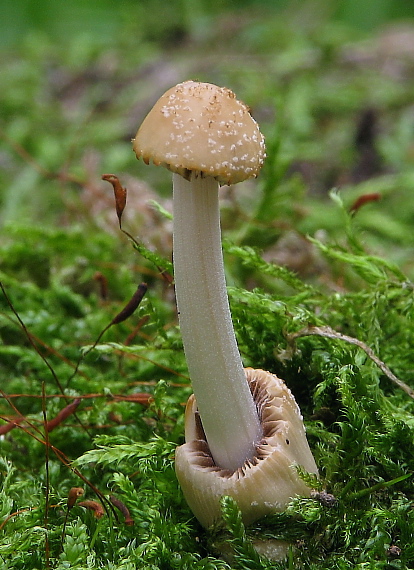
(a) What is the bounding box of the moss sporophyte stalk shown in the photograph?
[133,81,318,553]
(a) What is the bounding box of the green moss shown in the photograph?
[1,2,414,567]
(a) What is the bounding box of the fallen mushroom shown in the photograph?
[133,81,318,535]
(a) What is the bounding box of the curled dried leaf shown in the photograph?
[102,173,127,226]
[110,495,134,525]
[78,500,105,518]
[93,272,109,301]
[349,192,381,214]
[0,416,24,435]
[111,283,147,325]
[67,487,84,509]
[112,393,153,406]
[46,399,81,432]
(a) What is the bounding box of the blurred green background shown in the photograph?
[2,0,414,49]
[1,0,414,270]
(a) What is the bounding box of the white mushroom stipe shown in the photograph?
[173,172,261,469]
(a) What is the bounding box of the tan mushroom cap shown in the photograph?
[175,368,318,529]
[133,80,265,185]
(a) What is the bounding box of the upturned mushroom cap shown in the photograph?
[133,80,265,185]
[175,368,318,529]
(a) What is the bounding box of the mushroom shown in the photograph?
[133,80,265,470]
[133,81,317,532]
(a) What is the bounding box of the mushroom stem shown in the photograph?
[173,172,262,471]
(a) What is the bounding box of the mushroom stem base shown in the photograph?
[175,368,318,529]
